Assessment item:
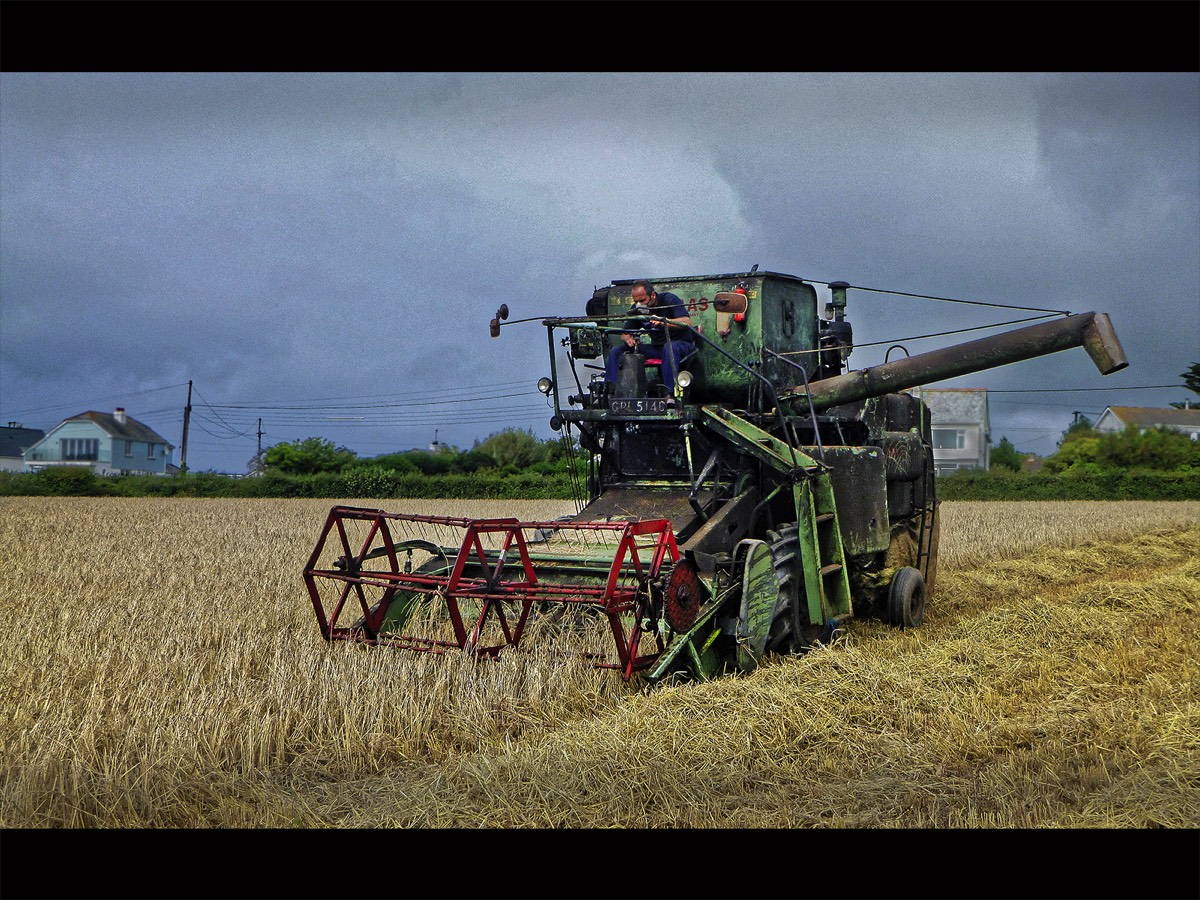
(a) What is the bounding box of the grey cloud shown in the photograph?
[2,72,1196,469]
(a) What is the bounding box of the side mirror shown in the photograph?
[714,292,748,314]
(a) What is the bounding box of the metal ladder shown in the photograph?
[794,473,853,628]
[697,405,852,628]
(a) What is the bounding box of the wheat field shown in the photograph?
[1,497,1198,841]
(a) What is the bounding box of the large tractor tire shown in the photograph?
[764,523,827,654]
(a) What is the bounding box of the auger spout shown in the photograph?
[784,312,1127,414]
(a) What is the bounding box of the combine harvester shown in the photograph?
[304,269,1127,684]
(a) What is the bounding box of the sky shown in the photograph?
[1,70,1197,473]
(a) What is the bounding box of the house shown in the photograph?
[1094,406,1200,441]
[0,423,46,472]
[23,408,175,475]
[918,388,991,475]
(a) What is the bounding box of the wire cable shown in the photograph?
[804,279,1073,315]
[774,313,1064,358]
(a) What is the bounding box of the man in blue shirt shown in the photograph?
[604,279,695,392]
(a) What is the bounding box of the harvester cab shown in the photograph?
[567,273,835,410]
[304,269,1128,686]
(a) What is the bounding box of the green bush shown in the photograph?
[1042,437,1100,474]
[936,468,1200,501]
[342,467,402,498]
[1097,425,1200,471]
[1043,425,1200,475]
[31,466,112,496]
[0,471,30,496]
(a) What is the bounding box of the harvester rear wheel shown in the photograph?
[887,566,926,629]
[765,523,826,654]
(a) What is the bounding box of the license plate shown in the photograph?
[610,398,669,414]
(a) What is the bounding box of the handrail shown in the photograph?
[763,349,825,462]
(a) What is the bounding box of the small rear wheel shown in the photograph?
[887,566,926,628]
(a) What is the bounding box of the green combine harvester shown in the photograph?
[304,269,1127,684]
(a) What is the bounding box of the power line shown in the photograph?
[205,389,536,412]
[217,380,533,406]
[987,384,1185,393]
[1,382,190,419]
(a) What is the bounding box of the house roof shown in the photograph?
[0,426,45,458]
[918,388,990,423]
[1104,406,1200,428]
[65,411,174,447]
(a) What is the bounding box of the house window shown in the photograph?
[62,438,99,461]
[124,440,133,457]
[147,443,156,460]
[935,461,979,476]
[932,428,966,450]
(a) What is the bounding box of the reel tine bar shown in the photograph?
[303,506,680,678]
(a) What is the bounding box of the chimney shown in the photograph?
[114,408,127,425]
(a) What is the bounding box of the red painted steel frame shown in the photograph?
[303,506,680,678]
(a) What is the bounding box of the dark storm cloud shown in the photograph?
[2,72,1196,469]
[1036,73,1200,216]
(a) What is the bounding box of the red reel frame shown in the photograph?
[303,506,680,679]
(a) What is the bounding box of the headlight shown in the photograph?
[676,370,694,389]
[537,377,553,394]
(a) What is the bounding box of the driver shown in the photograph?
[603,280,694,392]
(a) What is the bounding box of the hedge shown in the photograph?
[2,467,1196,502]
[0,469,580,500]
[934,470,1200,501]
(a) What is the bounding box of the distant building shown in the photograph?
[1094,406,1200,441]
[0,423,46,472]
[24,408,175,475]
[919,388,991,475]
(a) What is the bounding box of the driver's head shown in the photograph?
[630,280,657,306]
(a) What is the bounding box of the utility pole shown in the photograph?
[257,418,264,472]
[180,380,192,474]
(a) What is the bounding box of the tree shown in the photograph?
[450,449,496,474]
[405,450,454,476]
[989,437,1025,472]
[1096,424,1200,472]
[264,437,357,475]
[348,453,419,476]
[1058,415,1097,447]
[544,433,586,465]
[475,428,547,469]
[1170,362,1200,409]
[1042,435,1100,474]
[246,449,266,476]
[1044,423,1200,474]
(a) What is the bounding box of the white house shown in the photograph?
[1094,406,1200,441]
[0,424,46,472]
[919,388,991,475]
[23,408,175,475]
